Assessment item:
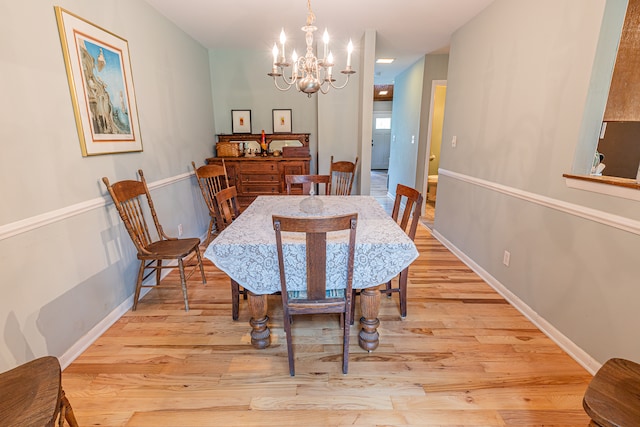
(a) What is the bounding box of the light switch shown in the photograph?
[451,135,457,148]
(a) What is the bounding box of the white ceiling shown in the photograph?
[144,0,494,84]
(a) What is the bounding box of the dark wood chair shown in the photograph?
[214,186,246,320]
[351,183,423,322]
[102,170,207,311]
[192,160,229,245]
[381,184,423,317]
[285,174,331,195]
[329,156,359,195]
[273,213,358,376]
[0,356,79,427]
[583,358,640,426]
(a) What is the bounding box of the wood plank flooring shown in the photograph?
[62,226,593,426]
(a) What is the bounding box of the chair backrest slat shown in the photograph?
[273,213,357,303]
[214,186,240,231]
[329,156,359,195]
[102,170,165,254]
[285,174,331,195]
[391,184,423,241]
[306,232,327,300]
[193,161,229,214]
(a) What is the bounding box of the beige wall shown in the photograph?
[436,0,640,366]
[0,0,215,371]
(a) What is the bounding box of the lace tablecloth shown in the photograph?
[204,195,419,294]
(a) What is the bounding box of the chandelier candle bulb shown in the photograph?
[272,44,279,73]
[280,29,286,63]
[347,40,353,68]
[323,28,329,60]
[292,50,298,75]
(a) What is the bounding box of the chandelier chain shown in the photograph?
[306,0,315,26]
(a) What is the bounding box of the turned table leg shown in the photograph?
[358,286,381,351]
[248,292,270,349]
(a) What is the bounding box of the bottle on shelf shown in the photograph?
[260,130,268,156]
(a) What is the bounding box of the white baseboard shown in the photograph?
[428,225,601,375]
[60,230,209,369]
[59,289,140,369]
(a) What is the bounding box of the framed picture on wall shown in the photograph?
[55,6,143,156]
[272,109,292,133]
[231,110,252,133]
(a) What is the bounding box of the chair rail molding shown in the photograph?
[0,172,193,241]
[439,168,640,236]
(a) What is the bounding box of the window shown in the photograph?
[375,117,391,130]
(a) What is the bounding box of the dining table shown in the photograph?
[204,195,419,351]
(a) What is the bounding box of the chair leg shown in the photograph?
[132,261,145,311]
[384,280,393,297]
[350,289,357,325]
[343,304,351,374]
[231,279,240,320]
[284,311,295,376]
[195,247,207,284]
[398,267,408,318]
[156,260,163,285]
[206,217,215,245]
[178,259,189,312]
[59,388,79,427]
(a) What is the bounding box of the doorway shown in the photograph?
[422,81,447,229]
[371,111,391,170]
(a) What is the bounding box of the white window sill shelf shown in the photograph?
[563,174,640,202]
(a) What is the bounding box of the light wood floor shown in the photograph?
[62,225,593,426]
[371,170,435,228]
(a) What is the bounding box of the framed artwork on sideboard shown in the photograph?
[231,110,252,134]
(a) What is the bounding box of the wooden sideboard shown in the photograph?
[206,133,311,209]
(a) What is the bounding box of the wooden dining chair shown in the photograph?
[329,156,359,195]
[192,160,229,245]
[102,170,207,311]
[273,213,358,376]
[351,183,423,322]
[381,183,423,317]
[583,357,640,426]
[285,174,331,195]
[0,356,79,427]
[214,186,246,320]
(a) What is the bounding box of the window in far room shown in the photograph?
[375,117,391,130]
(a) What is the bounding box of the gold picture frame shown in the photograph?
[55,6,142,156]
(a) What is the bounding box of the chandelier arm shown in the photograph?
[278,71,298,86]
[327,73,352,90]
[272,79,294,92]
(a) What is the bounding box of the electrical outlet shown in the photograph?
[178,224,183,236]
[451,135,457,147]
[503,250,510,267]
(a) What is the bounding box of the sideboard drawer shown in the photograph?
[240,162,278,173]
[242,184,280,195]
[239,173,279,183]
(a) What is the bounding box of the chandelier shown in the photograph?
[267,0,355,97]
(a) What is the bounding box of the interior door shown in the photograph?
[371,111,391,169]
